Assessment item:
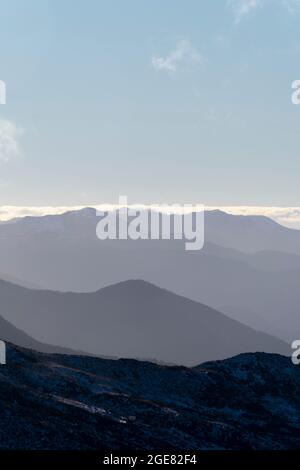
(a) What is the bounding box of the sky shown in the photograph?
[1,0,300,226]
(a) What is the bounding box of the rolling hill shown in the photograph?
[0,279,289,366]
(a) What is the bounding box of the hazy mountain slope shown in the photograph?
[0,272,42,290]
[0,344,299,450]
[202,242,300,272]
[0,279,289,366]
[0,314,84,356]
[205,210,300,254]
[134,249,300,341]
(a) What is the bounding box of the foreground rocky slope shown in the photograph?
[0,344,299,450]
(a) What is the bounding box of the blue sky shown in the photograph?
[0,0,300,221]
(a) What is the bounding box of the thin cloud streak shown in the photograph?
[152,40,202,73]
[282,0,300,14]
[227,0,262,23]
[0,119,23,162]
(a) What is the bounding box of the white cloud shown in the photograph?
[0,119,23,163]
[228,0,300,21]
[228,0,262,23]
[0,206,86,221]
[152,40,202,74]
[282,0,300,13]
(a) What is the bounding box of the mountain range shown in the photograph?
[0,208,298,341]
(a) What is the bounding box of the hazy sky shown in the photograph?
[0,0,300,210]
